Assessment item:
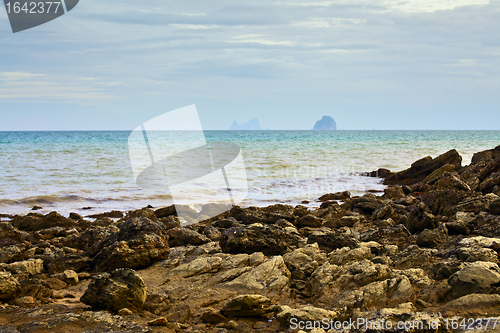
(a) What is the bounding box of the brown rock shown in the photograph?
[384,149,462,185]
[221,295,273,317]
[81,268,147,313]
[148,317,169,326]
[318,191,351,201]
[201,310,227,324]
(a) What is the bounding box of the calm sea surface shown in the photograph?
[0,131,499,216]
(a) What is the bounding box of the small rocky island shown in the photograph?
[1,146,500,332]
[229,118,263,130]
[313,116,337,130]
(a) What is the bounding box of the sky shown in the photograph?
[0,0,499,130]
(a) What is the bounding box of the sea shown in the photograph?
[0,130,499,217]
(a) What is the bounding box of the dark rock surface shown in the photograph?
[81,268,146,313]
[384,149,462,185]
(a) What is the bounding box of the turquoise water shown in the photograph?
[0,131,499,216]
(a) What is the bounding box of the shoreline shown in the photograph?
[1,145,500,332]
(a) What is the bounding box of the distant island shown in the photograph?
[313,115,337,130]
[229,118,263,130]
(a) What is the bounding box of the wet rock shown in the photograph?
[92,217,169,272]
[318,191,351,201]
[384,149,462,185]
[0,271,20,302]
[443,293,500,317]
[351,194,383,214]
[307,227,359,252]
[11,212,77,232]
[296,214,323,228]
[81,268,147,313]
[369,168,393,178]
[222,256,291,293]
[0,222,26,243]
[383,186,405,200]
[87,210,124,219]
[167,227,210,247]
[448,261,500,297]
[220,223,304,256]
[276,305,341,328]
[123,208,156,220]
[283,243,325,280]
[69,212,83,220]
[155,205,178,218]
[220,295,273,317]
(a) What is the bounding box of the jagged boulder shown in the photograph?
[448,261,500,297]
[0,271,20,302]
[283,243,325,280]
[220,223,304,256]
[167,227,210,247]
[221,256,291,293]
[92,217,169,272]
[81,268,146,313]
[384,149,462,185]
[11,212,77,232]
[307,227,359,252]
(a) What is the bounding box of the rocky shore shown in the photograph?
[1,145,500,332]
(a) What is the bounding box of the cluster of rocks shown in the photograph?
[1,146,500,332]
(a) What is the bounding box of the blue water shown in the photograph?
[0,130,499,216]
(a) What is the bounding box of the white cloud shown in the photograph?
[0,72,43,81]
[287,0,490,13]
[0,72,115,101]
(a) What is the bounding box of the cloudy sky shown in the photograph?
[0,0,499,130]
